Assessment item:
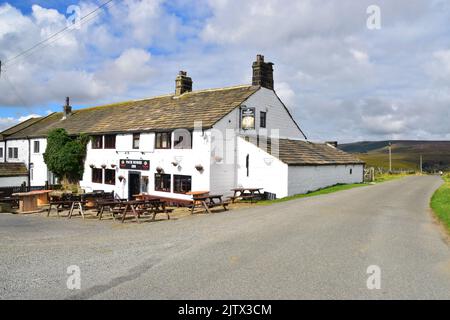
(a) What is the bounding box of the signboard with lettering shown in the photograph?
[119,159,150,171]
[241,107,255,130]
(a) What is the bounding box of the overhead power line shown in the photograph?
[2,0,115,70]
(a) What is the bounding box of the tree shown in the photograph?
[43,128,89,185]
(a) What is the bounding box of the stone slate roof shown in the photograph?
[278,139,364,165]
[0,117,42,141]
[4,85,259,139]
[251,138,364,166]
[0,163,28,177]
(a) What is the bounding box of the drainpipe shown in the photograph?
[27,137,31,187]
[4,139,7,163]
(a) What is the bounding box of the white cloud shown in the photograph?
[0,0,449,141]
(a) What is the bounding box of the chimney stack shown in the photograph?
[63,97,72,119]
[175,71,193,96]
[252,54,274,90]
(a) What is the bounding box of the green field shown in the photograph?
[431,174,450,232]
[339,140,450,172]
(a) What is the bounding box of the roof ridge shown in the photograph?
[72,84,256,114]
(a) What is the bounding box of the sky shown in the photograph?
[0,0,449,142]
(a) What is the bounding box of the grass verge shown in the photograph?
[258,183,367,205]
[431,174,450,232]
[373,172,414,183]
[258,172,411,206]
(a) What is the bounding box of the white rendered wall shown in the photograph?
[210,87,303,196]
[236,137,289,198]
[29,138,49,186]
[287,164,364,196]
[0,176,28,187]
[80,130,211,200]
[214,87,304,140]
[4,139,29,165]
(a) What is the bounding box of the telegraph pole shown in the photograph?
[420,155,423,174]
[388,142,392,173]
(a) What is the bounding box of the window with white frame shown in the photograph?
[8,147,18,159]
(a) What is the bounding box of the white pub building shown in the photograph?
[0,55,364,199]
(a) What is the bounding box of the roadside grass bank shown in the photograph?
[431,173,450,232]
[259,172,411,205]
[374,172,415,183]
[258,183,367,205]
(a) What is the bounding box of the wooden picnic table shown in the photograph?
[67,199,88,219]
[119,199,172,223]
[97,199,128,221]
[230,188,264,203]
[12,190,52,213]
[191,194,229,214]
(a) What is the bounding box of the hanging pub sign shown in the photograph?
[241,106,255,130]
[119,159,150,171]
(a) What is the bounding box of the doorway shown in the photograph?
[128,172,141,200]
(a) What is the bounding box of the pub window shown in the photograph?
[260,111,267,128]
[155,132,171,149]
[8,147,18,159]
[350,168,353,175]
[174,130,192,149]
[92,136,103,149]
[34,141,40,153]
[104,135,116,149]
[104,169,116,185]
[174,175,192,194]
[92,168,103,184]
[133,133,140,149]
[0,147,3,158]
[155,173,171,192]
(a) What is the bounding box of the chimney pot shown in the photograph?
[175,71,193,96]
[252,54,274,90]
[63,97,72,119]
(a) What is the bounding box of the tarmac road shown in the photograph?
[0,175,449,299]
